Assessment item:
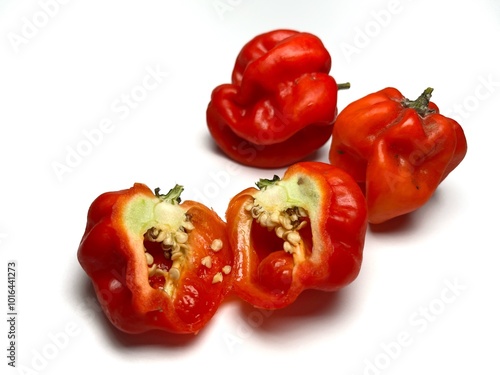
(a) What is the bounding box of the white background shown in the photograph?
[1,0,499,374]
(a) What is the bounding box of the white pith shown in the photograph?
[144,200,194,296]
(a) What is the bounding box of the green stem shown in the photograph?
[402,87,436,117]
[337,82,351,90]
[256,175,280,190]
[155,184,184,204]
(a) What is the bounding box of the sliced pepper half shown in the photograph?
[77,183,233,334]
[226,162,368,309]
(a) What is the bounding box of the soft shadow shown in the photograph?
[368,213,416,234]
[77,277,202,349]
[300,149,324,163]
[202,132,327,168]
[106,322,203,349]
[236,288,347,334]
[203,133,227,158]
[369,189,443,235]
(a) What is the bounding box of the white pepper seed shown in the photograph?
[148,264,157,276]
[296,221,308,230]
[170,251,183,261]
[283,241,294,254]
[169,267,180,281]
[182,220,195,231]
[145,252,154,266]
[244,202,254,212]
[175,231,188,244]
[201,256,212,268]
[162,233,174,247]
[286,231,301,246]
[270,211,280,225]
[211,239,223,252]
[212,272,223,284]
[275,227,286,238]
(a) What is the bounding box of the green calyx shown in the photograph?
[123,185,187,236]
[402,87,437,118]
[154,184,184,205]
[256,175,281,190]
[252,173,320,218]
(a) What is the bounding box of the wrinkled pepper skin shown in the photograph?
[77,183,233,334]
[226,162,367,310]
[207,29,345,168]
[328,87,467,224]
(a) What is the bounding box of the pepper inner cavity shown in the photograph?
[143,215,194,293]
[245,202,308,256]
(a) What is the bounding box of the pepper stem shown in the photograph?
[337,82,351,90]
[154,184,184,204]
[256,175,280,190]
[402,87,436,117]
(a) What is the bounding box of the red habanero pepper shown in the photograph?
[226,162,367,310]
[77,183,233,334]
[328,87,467,224]
[207,29,349,168]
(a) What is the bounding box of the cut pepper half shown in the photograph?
[226,162,368,309]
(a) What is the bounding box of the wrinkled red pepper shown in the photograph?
[328,87,467,224]
[225,161,367,309]
[207,29,348,168]
[77,183,233,334]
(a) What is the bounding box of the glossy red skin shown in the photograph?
[226,162,368,309]
[328,87,467,224]
[207,29,340,168]
[77,183,233,334]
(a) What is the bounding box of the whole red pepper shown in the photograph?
[225,161,367,309]
[328,87,467,224]
[77,183,233,334]
[207,29,348,168]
